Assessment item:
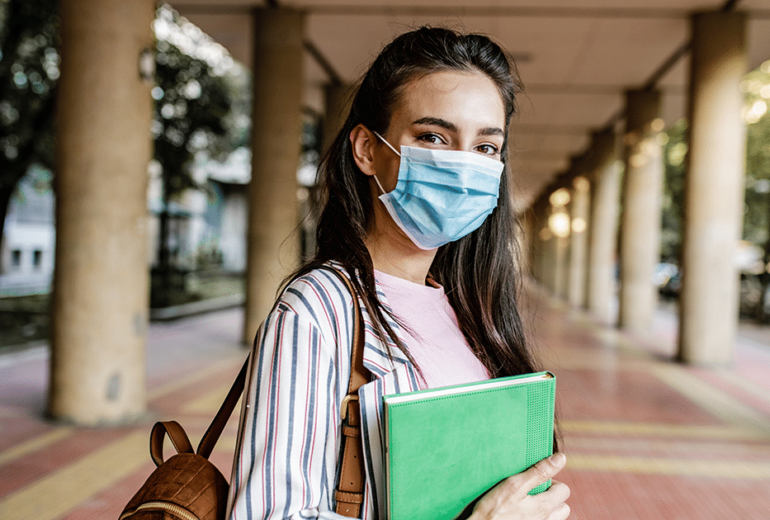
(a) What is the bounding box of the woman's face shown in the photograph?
[373,69,507,192]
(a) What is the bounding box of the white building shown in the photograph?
[0,167,55,296]
[146,147,250,272]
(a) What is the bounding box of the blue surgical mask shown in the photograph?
[372,132,504,250]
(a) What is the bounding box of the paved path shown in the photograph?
[1,291,769,519]
[0,309,247,520]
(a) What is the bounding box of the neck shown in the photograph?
[365,198,436,285]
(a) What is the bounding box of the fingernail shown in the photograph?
[549,453,566,467]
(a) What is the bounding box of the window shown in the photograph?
[33,250,43,269]
[11,250,21,268]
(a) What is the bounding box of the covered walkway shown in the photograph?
[42,0,770,427]
[1,291,769,520]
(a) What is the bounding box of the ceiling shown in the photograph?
[172,0,770,207]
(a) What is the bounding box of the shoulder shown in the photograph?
[274,266,356,340]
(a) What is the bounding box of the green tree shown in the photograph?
[660,119,687,263]
[0,0,58,252]
[150,5,236,306]
[741,63,770,321]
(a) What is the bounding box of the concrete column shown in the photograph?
[543,238,557,294]
[587,130,622,325]
[244,9,306,344]
[545,218,559,296]
[50,0,154,424]
[549,187,571,300]
[679,12,747,364]
[519,206,534,278]
[322,82,352,155]
[539,193,557,294]
[527,203,538,282]
[527,197,539,283]
[568,175,591,308]
[554,232,569,300]
[530,195,549,286]
[535,197,549,285]
[619,90,664,333]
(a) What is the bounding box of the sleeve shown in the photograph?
[226,304,350,520]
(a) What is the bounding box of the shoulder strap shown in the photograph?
[197,354,249,459]
[321,266,370,518]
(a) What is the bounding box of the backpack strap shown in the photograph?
[197,359,249,459]
[321,266,370,518]
[150,420,195,466]
[145,358,248,465]
[145,352,248,466]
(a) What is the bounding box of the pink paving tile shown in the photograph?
[555,368,722,425]
[0,415,56,453]
[148,362,243,416]
[57,459,158,520]
[692,368,770,418]
[58,445,239,520]
[560,469,770,520]
[0,427,136,497]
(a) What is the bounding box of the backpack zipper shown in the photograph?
[119,501,198,520]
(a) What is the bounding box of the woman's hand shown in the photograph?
[467,453,570,520]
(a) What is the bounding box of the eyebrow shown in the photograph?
[413,117,457,132]
[412,117,504,137]
[479,127,504,137]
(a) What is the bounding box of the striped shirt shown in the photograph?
[227,267,423,520]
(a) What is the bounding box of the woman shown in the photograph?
[227,27,570,520]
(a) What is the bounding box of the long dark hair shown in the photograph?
[290,26,541,380]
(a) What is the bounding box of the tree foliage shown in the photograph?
[1,2,244,307]
[742,64,770,249]
[660,119,687,262]
[0,0,58,248]
[152,5,234,203]
[660,61,770,321]
[741,62,770,321]
[150,5,242,306]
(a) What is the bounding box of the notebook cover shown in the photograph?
[383,372,555,520]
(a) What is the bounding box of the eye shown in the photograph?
[476,143,500,156]
[416,133,446,146]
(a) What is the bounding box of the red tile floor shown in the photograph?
[1,287,769,520]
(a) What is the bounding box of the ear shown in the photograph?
[350,124,378,177]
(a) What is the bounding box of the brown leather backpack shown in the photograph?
[119,360,247,520]
[119,266,368,519]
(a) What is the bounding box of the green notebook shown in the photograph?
[382,371,556,520]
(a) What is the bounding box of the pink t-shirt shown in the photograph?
[375,269,490,390]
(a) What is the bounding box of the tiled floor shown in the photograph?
[527,294,770,520]
[1,289,769,520]
[0,310,247,520]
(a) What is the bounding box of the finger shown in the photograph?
[545,481,571,503]
[522,453,566,493]
[546,502,571,520]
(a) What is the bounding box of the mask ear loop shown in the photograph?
[373,131,401,157]
[371,131,401,195]
[372,174,387,195]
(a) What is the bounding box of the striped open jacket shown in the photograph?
[226,267,422,520]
